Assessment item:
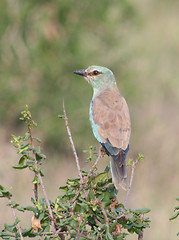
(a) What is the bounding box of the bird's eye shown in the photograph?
[93,70,99,75]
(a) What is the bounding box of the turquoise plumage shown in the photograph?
[73,66,131,190]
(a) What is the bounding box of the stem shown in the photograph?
[62,100,84,184]
[138,228,144,240]
[97,200,108,225]
[28,127,38,202]
[51,231,93,240]
[9,199,24,240]
[124,160,136,206]
[28,127,57,235]
[72,152,101,204]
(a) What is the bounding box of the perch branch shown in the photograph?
[62,100,84,184]
[124,160,136,206]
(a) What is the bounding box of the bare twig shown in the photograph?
[9,199,24,240]
[28,128,57,235]
[62,100,84,184]
[124,160,136,206]
[138,228,144,240]
[37,174,57,234]
[97,200,108,225]
[72,152,101,204]
[49,230,93,240]
[86,150,102,178]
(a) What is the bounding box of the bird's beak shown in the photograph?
[73,69,87,77]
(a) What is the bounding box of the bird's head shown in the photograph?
[73,65,116,95]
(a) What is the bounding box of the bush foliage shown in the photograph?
[0,106,151,240]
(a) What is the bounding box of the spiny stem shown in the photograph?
[62,100,84,185]
[72,152,101,204]
[28,126,57,235]
[97,200,108,225]
[138,228,144,240]
[28,127,38,202]
[124,160,137,206]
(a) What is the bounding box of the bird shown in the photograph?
[73,65,131,190]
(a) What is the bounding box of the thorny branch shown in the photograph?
[28,127,57,235]
[138,228,144,240]
[97,200,108,225]
[28,127,38,201]
[72,152,101,204]
[124,157,141,206]
[124,160,136,206]
[62,100,84,185]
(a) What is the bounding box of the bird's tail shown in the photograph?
[110,152,128,190]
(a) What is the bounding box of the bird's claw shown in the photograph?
[99,146,107,157]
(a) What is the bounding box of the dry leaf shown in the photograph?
[110,197,118,209]
[31,214,43,232]
[112,223,121,236]
[116,223,121,235]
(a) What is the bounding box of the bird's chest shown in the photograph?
[89,100,101,143]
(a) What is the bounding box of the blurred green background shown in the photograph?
[0,0,179,239]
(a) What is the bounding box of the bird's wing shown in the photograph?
[92,88,131,150]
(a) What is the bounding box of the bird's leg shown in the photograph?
[99,146,107,157]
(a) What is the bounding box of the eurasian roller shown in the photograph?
[73,66,131,190]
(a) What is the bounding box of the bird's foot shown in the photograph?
[99,146,107,157]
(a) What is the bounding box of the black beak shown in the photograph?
[73,69,87,77]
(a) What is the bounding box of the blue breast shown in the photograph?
[89,100,102,143]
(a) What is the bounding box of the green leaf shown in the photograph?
[36,153,46,160]
[0,186,12,198]
[39,169,44,176]
[13,164,28,169]
[67,178,80,184]
[127,159,133,167]
[88,189,95,200]
[23,206,37,212]
[33,137,41,142]
[0,185,5,191]
[16,207,25,212]
[33,121,38,127]
[32,175,39,184]
[59,185,68,191]
[26,161,35,167]
[73,202,86,213]
[131,208,151,215]
[0,231,15,238]
[176,197,179,201]
[22,227,36,237]
[57,202,68,211]
[4,218,20,233]
[20,143,30,150]
[169,211,179,221]
[33,147,40,154]
[138,153,144,161]
[7,201,19,208]
[23,133,30,141]
[58,114,64,119]
[94,172,108,184]
[19,156,26,165]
